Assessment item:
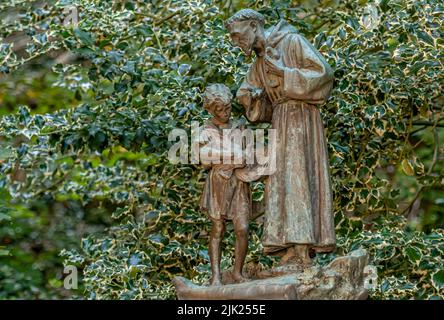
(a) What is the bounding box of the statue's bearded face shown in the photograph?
[228,20,257,57]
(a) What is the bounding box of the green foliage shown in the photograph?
[1,0,443,299]
[0,71,79,116]
[0,187,110,298]
[335,214,444,299]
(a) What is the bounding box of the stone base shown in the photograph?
[173,249,371,300]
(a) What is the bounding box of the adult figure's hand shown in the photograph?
[264,55,284,77]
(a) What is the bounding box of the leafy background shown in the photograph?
[0,0,443,299]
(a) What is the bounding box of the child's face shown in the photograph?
[211,101,231,124]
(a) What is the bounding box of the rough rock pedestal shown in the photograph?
[173,249,372,300]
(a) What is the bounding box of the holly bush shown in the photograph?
[0,0,443,299]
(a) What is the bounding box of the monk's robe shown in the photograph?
[237,19,336,254]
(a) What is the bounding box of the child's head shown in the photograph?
[203,84,232,124]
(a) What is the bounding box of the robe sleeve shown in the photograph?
[282,33,334,104]
[236,62,273,123]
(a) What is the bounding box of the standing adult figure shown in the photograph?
[225,9,336,266]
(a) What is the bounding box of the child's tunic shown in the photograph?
[199,120,251,221]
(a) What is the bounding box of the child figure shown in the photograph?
[199,83,252,286]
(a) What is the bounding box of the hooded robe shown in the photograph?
[236,19,336,254]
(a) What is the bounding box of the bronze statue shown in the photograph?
[199,83,251,285]
[226,9,336,268]
[173,9,373,300]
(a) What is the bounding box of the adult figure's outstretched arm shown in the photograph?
[237,62,273,123]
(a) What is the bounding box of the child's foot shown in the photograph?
[232,272,248,283]
[210,277,223,286]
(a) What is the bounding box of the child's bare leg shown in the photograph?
[209,219,225,286]
[232,215,249,283]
